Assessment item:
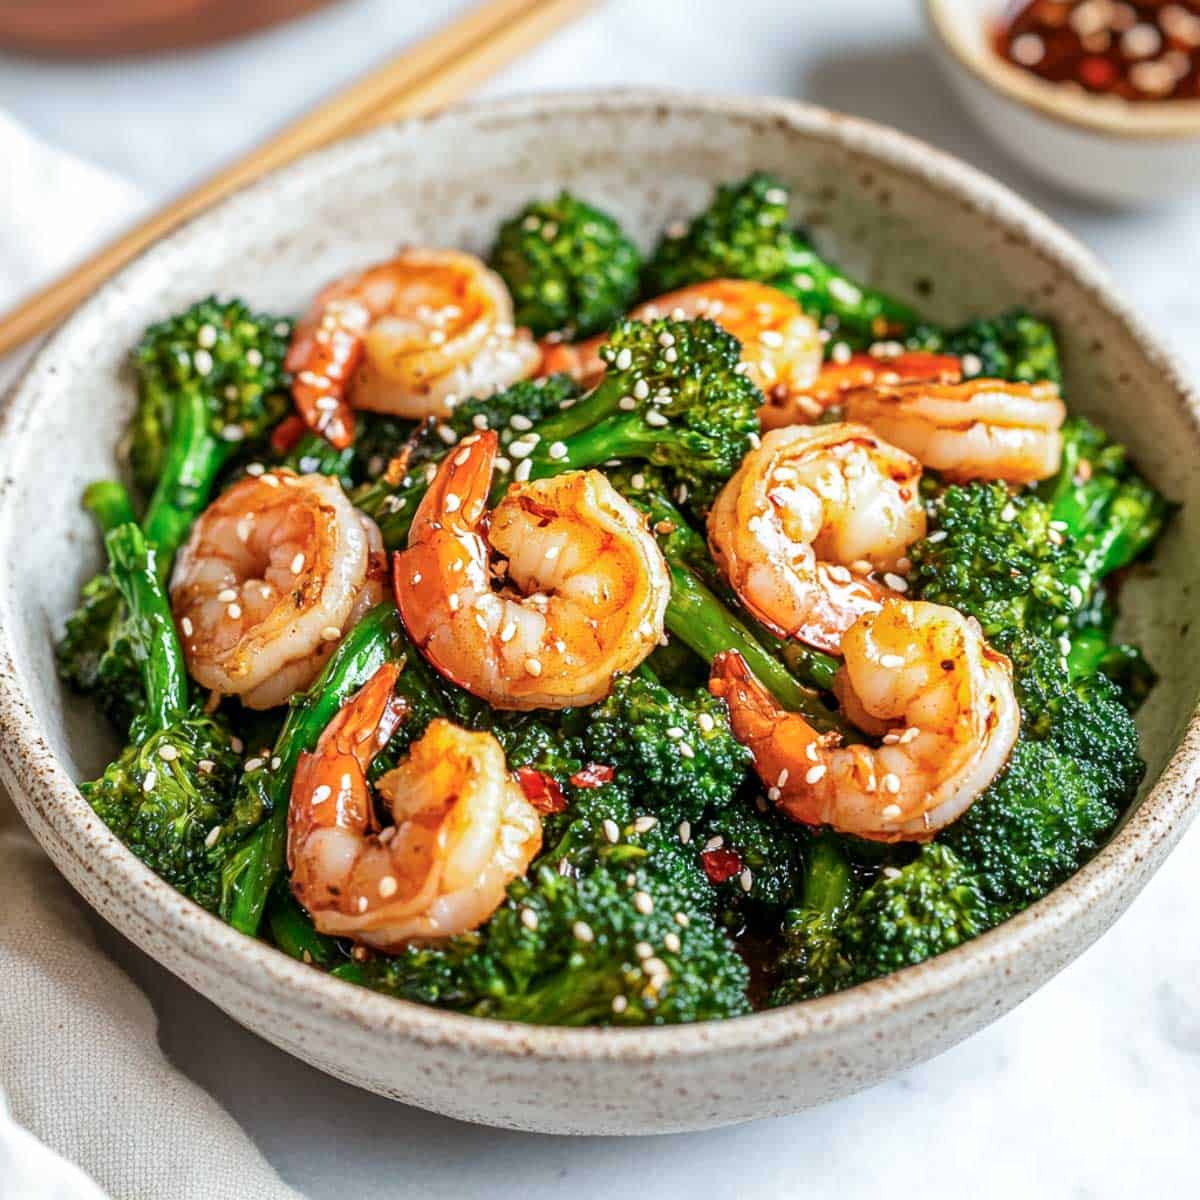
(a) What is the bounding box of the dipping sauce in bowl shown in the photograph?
[995,1,1200,100]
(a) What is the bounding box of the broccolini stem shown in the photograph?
[664,561,846,735]
[104,524,188,730]
[83,481,137,535]
[219,602,408,936]
[801,833,856,919]
[266,885,343,968]
[141,390,229,574]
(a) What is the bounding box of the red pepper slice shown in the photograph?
[701,847,743,885]
[516,766,566,814]
[570,763,615,789]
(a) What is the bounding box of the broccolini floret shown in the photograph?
[490,192,642,338]
[911,309,1062,385]
[644,173,919,343]
[81,525,241,913]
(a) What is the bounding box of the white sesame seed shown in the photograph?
[220,424,244,442]
[1000,502,1017,522]
[573,920,595,943]
[142,769,157,792]
[883,865,902,880]
[436,425,459,446]
[548,441,568,460]
[448,594,461,612]
[615,348,633,371]
[230,737,244,753]
[514,459,532,482]
[227,603,242,620]
[612,994,628,1014]
[357,896,369,914]
[377,875,398,899]
[197,323,218,349]
[704,836,724,852]
[805,741,819,762]
[881,803,902,820]
[1068,585,1084,607]
[883,773,901,794]
[663,347,678,363]
[880,653,904,669]
[244,757,264,772]
[321,625,341,641]
[697,712,715,733]
[245,347,263,368]
[602,819,620,844]
[678,743,695,759]
[181,616,194,637]
[805,764,827,784]
[444,493,462,513]
[520,906,539,931]
[1010,32,1044,66]
[197,759,215,775]
[883,572,908,593]
[645,410,669,428]
[270,756,282,770]
[678,820,691,844]
[767,786,781,801]
[204,824,222,848]
[633,816,658,834]
[193,348,214,376]
[635,941,654,960]
[926,529,947,544]
[525,657,543,676]
[900,727,920,744]
[217,588,237,603]
[759,329,784,348]
[634,891,653,915]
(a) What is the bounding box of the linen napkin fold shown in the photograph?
[0,109,299,1200]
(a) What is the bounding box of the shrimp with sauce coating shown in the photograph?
[287,248,539,446]
[170,470,386,709]
[707,423,926,654]
[710,599,1019,842]
[288,665,541,948]
[845,377,1066,484]
[393,430,670,710]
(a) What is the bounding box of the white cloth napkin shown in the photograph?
[0,110,300,1200]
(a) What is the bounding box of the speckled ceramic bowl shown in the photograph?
[1,91,1197,1136]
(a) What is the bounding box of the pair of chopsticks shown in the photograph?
[0,0,594,358]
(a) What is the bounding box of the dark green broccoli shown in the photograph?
[909,483,1088,640]
[910,309,1062,385]
[644,173,918,342]
[583,667,751,821]
[490,191,641,338]
[520,317,760,510]
[839,844,991,983]
[81,525,241,913]
[770,834,857,1003]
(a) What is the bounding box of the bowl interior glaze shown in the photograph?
[0,92,1197,1135]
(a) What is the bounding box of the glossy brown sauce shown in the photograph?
[995,1,1200,100]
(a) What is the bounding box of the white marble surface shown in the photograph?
[4,0,1200,1195]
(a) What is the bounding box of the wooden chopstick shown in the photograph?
[0,0,594,358]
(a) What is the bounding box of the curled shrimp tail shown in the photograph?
[287,662,405,872]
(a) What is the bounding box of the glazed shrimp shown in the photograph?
[287,248,539,446]
[845,377,1066,484]
[707,423,926,654]
[171,470,386,709]
[393,429,670,710]
[759,349,962,430]
[288,666,541,948]
[539,279,824,403]
[710,599,1019,842]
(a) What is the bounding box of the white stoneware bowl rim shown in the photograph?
[924,0,1200,139]
[2,88,1199,1073]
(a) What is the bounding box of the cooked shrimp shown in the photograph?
[710,600,1019,842]
[759,349,962,430]
[393,429,669,710]
[171,470,386,709]
[539,279,824,403]
[288,666,541,948]
[287,248,539,446]
[707,423,926,654]
[845,377,1066,484]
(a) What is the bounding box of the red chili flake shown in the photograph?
[269,414,307,454]
[701,847,743,885]
[570,763,615,789]
[516,766,566,814]
[1078,55,1117,90]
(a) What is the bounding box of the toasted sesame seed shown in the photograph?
[767,786,781,801]
[675,911,690,927]
[739,868,754,893]
[678,820,691,844]
[634,891,653,915]
[230,737,244,753]
[776,768,789,787]
[805,764,827,784]
[573,920,595,943]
